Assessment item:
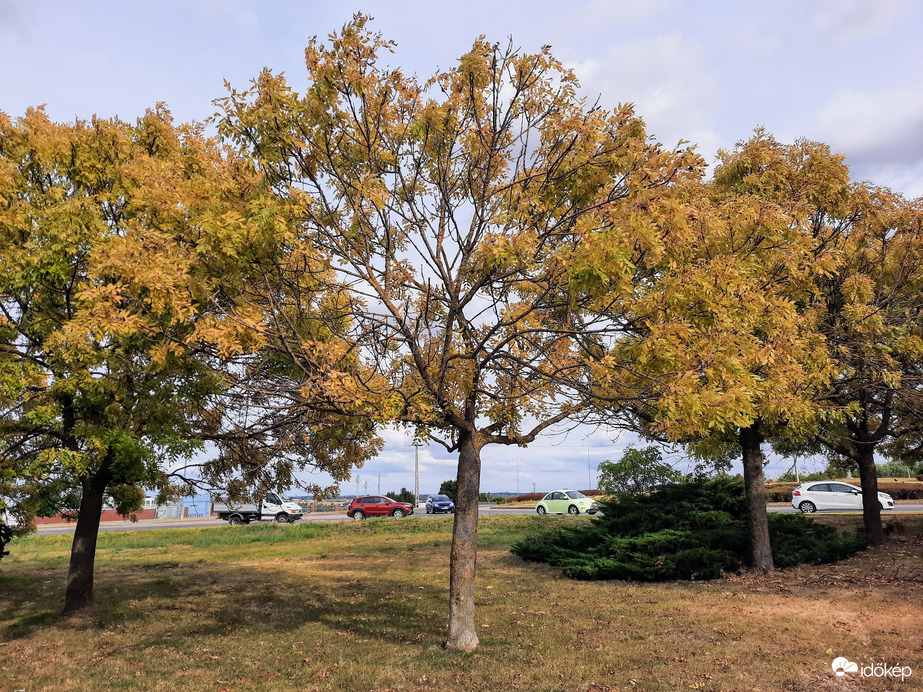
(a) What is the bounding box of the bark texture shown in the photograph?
[739,422,774,573]
[63,466,110,614]
[856,442,886,546]
[445,431,481,651]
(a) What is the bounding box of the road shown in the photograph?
[767,503,923,514]
[34,503,535,534]
[34,502,923,535]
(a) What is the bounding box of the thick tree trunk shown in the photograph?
[856,443,886,546]
[739,422,774,573]
[445,430,481,651]
[63,468,110,614]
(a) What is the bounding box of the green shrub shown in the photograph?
[438,479,458,502]
[769,513,866,567]
[386,487,415,503]
[511,477,866,581]
[877,460,914,478]
[597,446,684,495]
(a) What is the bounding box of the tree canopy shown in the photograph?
[3,14,918,645]
[216,15,701,650]
[0,106,378,610]
[598,132,869,568]
[596,446,683,496]
[809,181,923,543]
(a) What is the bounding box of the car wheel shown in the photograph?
[392,508,406,518]
[536,505,546,515]
[229,515,242,526]
[352,510,365,520]
[275,513,288,523]
[568,505,579,515]
[798,501,816,513]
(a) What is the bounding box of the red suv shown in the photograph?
[347,496,415,520]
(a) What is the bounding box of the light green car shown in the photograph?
[536,489,598,516]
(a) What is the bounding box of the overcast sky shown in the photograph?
[2,0,919,494]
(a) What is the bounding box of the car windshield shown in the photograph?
[432,495,450,502]
[565,491,586,499]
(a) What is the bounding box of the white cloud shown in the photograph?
[813,87,923,193]
[569,33,720,154]
[726,26,781,57]
[568,0,672,29]
[810,0,913,42]
[194,0,259,32]
[858,162,923,198]
[0,0,31,36]
[816,87,923,158]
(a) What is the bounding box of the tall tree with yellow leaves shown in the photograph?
[605,132,847,572]
[0,106,377,613]
[810,185,923,545]
[216,16,701,650]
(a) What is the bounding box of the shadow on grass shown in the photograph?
[1,558,449,649]
[0,515,549,646]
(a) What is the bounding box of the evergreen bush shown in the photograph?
[511,477,866,581]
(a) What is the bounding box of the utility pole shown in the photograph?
[414,441,420,508]
[516,457,519,495]
[587,446,591,489]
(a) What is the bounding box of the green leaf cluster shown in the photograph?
[438,479,458,502]
[386,487,415,503]
[596,446,685,495]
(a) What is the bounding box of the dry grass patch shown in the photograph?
[1,515,921,691]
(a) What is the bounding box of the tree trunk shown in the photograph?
[739,422,774,573]
[445,430,481,651]
[856,442,886,546]
[63,467,110,614]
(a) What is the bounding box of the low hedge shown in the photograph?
[878,482,923,499]
[512,477,866,581]
[765,483,799,503]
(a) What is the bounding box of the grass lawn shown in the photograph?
[1,514,921,691]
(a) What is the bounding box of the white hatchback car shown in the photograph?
[791,481,894,513]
